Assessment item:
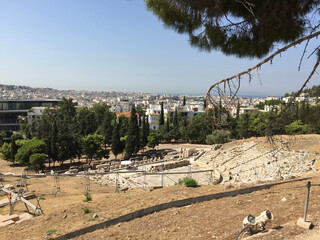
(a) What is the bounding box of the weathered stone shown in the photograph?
[0,214,20,222]
[297,217,312,229]
[0,220,14,227]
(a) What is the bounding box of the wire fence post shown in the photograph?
[304,181,311,221]
[161,164,164,187]
[53,173,60,197]
[143,167,147,190]
[84,170,90,195]
[115,170,119,193]
[22,171,28,191]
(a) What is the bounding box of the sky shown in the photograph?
[0,0,319,97]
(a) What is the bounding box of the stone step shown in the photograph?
[0,214,19,223]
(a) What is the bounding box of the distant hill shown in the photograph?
[284,84,320,98]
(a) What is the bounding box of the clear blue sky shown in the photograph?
[0,0,319,97]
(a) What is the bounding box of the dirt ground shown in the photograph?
[0,135,320,240]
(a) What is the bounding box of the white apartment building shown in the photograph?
[27,107,46,124]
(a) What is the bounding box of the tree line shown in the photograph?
[1,96,320,171]
[0,98,150,171]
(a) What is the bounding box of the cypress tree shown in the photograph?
[112,123,122,159]
[11,136,18,165]
[159,102,164,126]
[141,115,148,148]
[236,99,240,120]
[146,117,150,136]
[183,96,186,106]
[11,133,22,165]
[125,105,140,158]
[173,108,178,126]
[166,115,170,132]
[101,108,114,146]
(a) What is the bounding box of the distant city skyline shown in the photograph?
[1,0,319,96]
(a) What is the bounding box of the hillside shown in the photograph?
[0,135,320,240]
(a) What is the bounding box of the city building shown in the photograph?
[0,99,59,133]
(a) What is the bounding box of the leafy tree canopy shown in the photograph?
[15,138,47,166]
[82,134,108,163]
[146,0,319,58]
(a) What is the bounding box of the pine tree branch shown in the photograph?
[206,30,320,108]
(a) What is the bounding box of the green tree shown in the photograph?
[100,108,115,147]
[111,124,123,159]
[170,126,181,141]
[15,138,47,166]
[91,103,107,125]
[37,108,57,166]
[18,116,32,139]
[76,107,97,136]
[0,142,11,161]
[82,134,108,164]
[58,97,77,119]
[206,130,232,145]
[140,115,149,148]
[125,105,140,158]
[186,113,212,143]
[29,153,47,172]
[11,133,23,165]
[166,115,170,132]
[118,114,129,137]
[159,102,164,126]
[147,131,161,149]
[0,132,5,147]
[285,120,310,135]
[136,106,145,127]
[173,108,178,126]
[248,113,266,137]
[238,113,250,139]
[236,100,240,120]
[146,0,318,58]
[37,99,81,166]
[183,96,186,106]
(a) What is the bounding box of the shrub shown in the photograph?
[285,120,310,135]
[0,142,11,161]
[83,193,92,202]
[15,138,46,166]
[46,229,58,235]
[206,130,231,145]
[178,177,198,188]
[83,207,90,214]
